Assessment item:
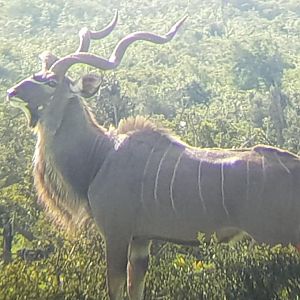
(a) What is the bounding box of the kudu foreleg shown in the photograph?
[127,238,151,300]
[105,238,129,300]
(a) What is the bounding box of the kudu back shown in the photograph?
[7,12,300,300]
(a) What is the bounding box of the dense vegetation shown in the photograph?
[0,0,300,299]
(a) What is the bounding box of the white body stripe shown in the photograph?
[170,151,184,213]
[154,143,172,204]
[197,159,207,213]
[261,156,266,174]
[246,160,250,203]
[140,137,162,205]
[259,156,267,201]
[221,162,230,216]
[276,153,291,174]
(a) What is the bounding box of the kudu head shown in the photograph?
[7,13,187,134]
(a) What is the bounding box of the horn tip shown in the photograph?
[177,14,188,27]
[112,10,119,24]
[167,15,188,39]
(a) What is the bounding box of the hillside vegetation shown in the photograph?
[0,0,300,299]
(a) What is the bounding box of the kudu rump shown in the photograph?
[6,12,300,300]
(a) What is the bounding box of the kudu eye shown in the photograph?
[47,79,58,88]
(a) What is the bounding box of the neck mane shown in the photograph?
[33,99,114,232]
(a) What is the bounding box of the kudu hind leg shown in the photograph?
[127,238,151,300]
[106,239,129,300]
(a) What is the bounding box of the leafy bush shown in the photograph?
[1,234,299,300]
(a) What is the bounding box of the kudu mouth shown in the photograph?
[7,88,39,128]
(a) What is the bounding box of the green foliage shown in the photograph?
[0,233,108,300]
[0,235,299,299]
[232,40,288,90]
[146,237,300,299]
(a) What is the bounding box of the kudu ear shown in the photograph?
[70,74,102,98]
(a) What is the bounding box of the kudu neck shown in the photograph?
[36,97,114,198]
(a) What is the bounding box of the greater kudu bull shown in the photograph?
[6,12,300,300]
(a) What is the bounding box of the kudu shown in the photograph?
[6,12,300,300]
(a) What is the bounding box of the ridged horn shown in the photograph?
[76,10,118,53]
[38,11,118,71]
[50,15,188,78]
